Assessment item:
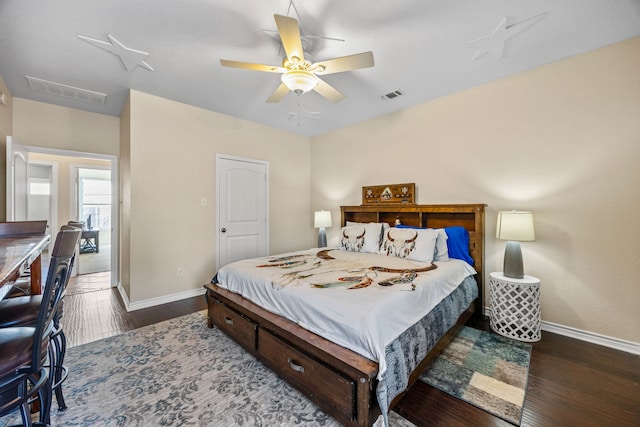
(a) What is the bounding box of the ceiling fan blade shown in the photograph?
[220,59,284,73]
[313,78,345,104]
[274,14,304,62]
[266,83,290,103]
[313,51,375,75]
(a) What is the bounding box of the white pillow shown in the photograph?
[379,227,440,263]
[434,229,449,262]
[392,225,449,262]
[339,222,385,253]
[346,221,388,246]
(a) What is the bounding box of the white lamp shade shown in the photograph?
[314,210,332,228]
[281,70,318,94]
[496,211,535,241]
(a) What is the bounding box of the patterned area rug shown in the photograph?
[0,311,413,427]
[419,326,532,425]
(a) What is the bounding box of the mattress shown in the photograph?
[214,248,477,381]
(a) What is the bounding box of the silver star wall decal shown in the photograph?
[288,108,320,127]
[77,34,154,72]
[470,12,548,60]
[262,0,344,55]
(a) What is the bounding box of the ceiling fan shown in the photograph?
[220,14,374,104]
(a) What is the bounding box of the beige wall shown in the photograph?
[12,98,119,156]
[0,76,14,220]
[311,37,640,344]
[124,90,311,302]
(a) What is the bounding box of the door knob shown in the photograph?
[221,228,227,233]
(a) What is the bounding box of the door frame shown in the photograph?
[5,136,29,221]
[25,146,119,287]
[215,153,269,270]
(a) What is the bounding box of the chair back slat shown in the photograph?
[28,228,80,370]
[67,221,85,230]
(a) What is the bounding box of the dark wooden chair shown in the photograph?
[0,227,80,424]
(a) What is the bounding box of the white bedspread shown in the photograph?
[216,248,476,379]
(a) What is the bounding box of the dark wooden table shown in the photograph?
[0,234,51,299]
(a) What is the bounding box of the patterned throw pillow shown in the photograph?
[339,222,385,253]
[379,227,440,263]
[394,225,449,262]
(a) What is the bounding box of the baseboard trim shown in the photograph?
[116,284,206,312]
[483,307,639,355]
[541,320,640,355]
[116,283,130,308]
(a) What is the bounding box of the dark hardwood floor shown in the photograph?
[61,274,207,347]
[61,275,640,426]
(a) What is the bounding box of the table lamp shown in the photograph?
[314,210,332,248]
[496,211,535,279]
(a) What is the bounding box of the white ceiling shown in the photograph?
[1,0,639,137]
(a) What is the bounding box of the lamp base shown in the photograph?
[317,228,327,248]
[503,241,524,279]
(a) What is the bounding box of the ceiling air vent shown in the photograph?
[25,76,107,105]
[381,89,404,100]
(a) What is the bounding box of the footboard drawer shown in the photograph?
[258,328,356,422]
[209,298,258,352]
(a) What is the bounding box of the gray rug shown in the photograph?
[419,326,532,425]
[0,311,413,427]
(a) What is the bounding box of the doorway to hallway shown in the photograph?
[73,166,112,275]
[17,146,119,288]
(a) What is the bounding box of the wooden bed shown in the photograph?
[204,203,485,426]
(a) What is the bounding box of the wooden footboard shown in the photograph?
[204,282,474,426]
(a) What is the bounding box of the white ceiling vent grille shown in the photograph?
[381,89,404,100]
[25,76,107,105]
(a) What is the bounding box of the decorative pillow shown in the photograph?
[379,227,440,263]
[395,225,449,262]
[339,222,385,253]
[346,221,388,242]
[444,226,474,265]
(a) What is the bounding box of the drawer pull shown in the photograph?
[223,316,234,325]
[287,358,305,373]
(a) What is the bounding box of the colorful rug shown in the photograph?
[419,326,532,425]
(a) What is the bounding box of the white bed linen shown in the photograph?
[216,248,476,380]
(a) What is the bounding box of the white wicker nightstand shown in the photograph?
[489,272,541,342]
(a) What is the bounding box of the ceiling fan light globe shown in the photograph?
[281,70,318,94]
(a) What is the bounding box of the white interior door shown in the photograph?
[216,154,269,269]
[6,136,29,221]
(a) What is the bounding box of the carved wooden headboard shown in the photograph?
[340,204,486,315]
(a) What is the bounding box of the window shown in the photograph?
[29,180,50,196]
[79,169,111,230]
